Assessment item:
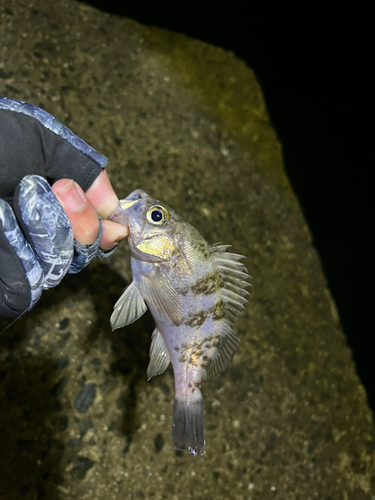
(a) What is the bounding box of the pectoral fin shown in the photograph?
[110,281,148,330]
[141,269,182,326]
[147,328,171,380]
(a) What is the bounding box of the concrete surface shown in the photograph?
[0,1,373,499]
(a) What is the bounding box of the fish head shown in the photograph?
[110,189,183,262]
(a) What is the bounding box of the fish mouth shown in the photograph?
[109,189,149,225]
[119,189,149,210]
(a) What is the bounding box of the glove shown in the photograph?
[0,96,112,318]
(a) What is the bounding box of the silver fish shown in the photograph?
[110,189,250,455]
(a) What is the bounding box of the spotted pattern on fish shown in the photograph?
[183,300,225,328]
[178,346,204,366]
[183,310,208,328]
[204,338,220,349]
[177,332,221,368]
[190,240,211,259]
[191,346,204,367]
[190,272,222,295]
[211,299,225,321]
[180,333,220,351]
[187,381,201,393]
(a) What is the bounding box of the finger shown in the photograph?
[86,170,119,219]
[100,220,129,252]
[52,179,100,246]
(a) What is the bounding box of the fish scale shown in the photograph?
[110,189,250,455]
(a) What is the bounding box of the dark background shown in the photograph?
[80,1,374,412]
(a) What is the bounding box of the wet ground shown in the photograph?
[0,1,373,498]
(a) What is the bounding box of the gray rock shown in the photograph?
[55,355,70,370]
[0,0,373,499]
[74,383,96,413]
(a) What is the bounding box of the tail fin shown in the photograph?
[172,397,205,455]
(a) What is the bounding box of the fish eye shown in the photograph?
[146,205,169,225]
[151,210,163,222]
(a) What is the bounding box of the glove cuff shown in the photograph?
[68,219,116,274]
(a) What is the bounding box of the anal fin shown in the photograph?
[147,328,170,380]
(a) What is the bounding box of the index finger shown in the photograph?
[86,170,119,219]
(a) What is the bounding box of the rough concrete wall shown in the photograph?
[0,1,373,499]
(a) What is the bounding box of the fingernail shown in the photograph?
[56,180,86,211]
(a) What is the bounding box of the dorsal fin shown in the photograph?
[201,323,241,382]
[213,244,251,325]
[201,244,250,381]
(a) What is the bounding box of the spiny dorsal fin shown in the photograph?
[110,280,148,330]
[201,244,250,381]
[147,328,171,380]
[213,247,251,316]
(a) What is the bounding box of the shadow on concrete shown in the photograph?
[0,261,156,496]
[0,352,66,499]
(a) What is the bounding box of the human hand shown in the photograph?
[52,170,128,253]
[0,96,127,318]
[0,172,128,319]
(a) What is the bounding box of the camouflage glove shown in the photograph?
[0,96,111,318]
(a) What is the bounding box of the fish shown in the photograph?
[109,189,250,455]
